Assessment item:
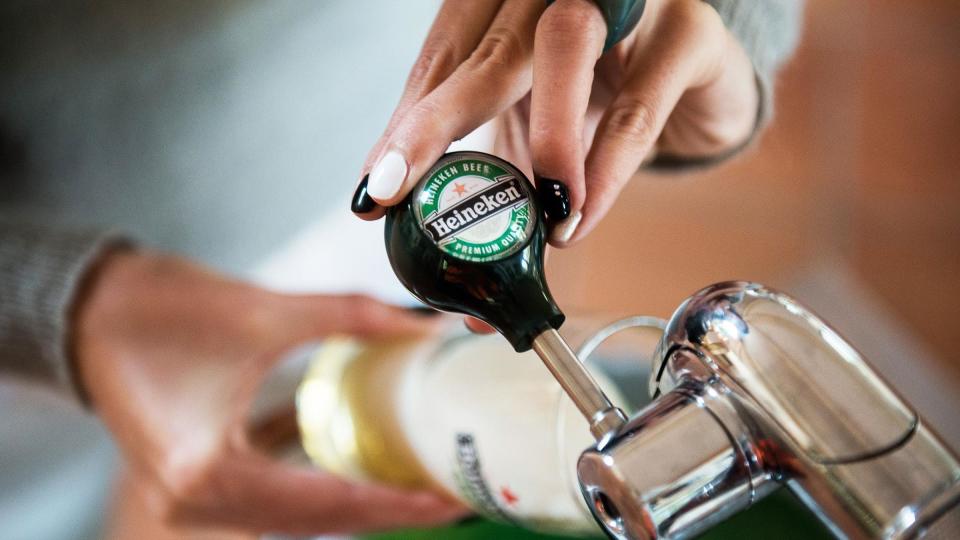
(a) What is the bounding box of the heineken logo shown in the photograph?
[414,154,535,262]
[423,178,525,241]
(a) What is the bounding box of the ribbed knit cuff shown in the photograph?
[647,0,803,171]
[0,221,131,404]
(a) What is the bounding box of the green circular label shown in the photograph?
[414,153,536,262]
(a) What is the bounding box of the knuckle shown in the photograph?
[691,4,726,45]
[666,0,725,40]
[467,28,526,70]
[605,97,660,143]
[660,1,727,76]
[408,33,461,90]
[409,98,442,121]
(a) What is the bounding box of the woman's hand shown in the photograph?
[352,0,757,246]
[73,249,467,536]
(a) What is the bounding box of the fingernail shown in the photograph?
[550,210,582,244]
[350,174,379,214]
[536,177,571,223]
[367,150,408,200]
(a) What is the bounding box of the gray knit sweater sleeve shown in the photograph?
[710,0,804,123]
[0,221,127,401]
[650,0,804,169]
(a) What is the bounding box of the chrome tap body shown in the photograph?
[577,282,960,539]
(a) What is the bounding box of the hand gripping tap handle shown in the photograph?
[383,151,626,441]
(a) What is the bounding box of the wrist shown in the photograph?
[69,245,142,404]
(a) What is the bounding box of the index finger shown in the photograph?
[364,0,545,207]
[354,0,504,220]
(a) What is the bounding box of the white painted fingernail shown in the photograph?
[367,150,408,200]
[550,211,582,244]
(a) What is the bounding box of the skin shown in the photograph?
[73,249,468,536]
[356,0,758,247]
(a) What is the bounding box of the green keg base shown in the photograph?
[361,488,833,540]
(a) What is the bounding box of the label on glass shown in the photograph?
[401,334,610,535]
[413,153,536,263]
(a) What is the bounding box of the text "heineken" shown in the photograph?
[423,177,526,242]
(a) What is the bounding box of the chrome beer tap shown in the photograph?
[577,282,960,539]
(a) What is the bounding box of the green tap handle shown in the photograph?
[384,151,563,352]
[384,151,627,440]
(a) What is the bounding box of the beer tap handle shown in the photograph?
[533,329,627,441]
[384,151,625,442]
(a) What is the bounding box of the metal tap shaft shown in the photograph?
[532,329,626,442]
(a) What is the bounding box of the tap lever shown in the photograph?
[578,282,960,540]
[532,329,626,442]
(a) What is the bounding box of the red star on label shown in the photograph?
[452,182,467,196]
[500,486,519,506]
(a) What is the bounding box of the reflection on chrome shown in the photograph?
[577,282,960,539]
